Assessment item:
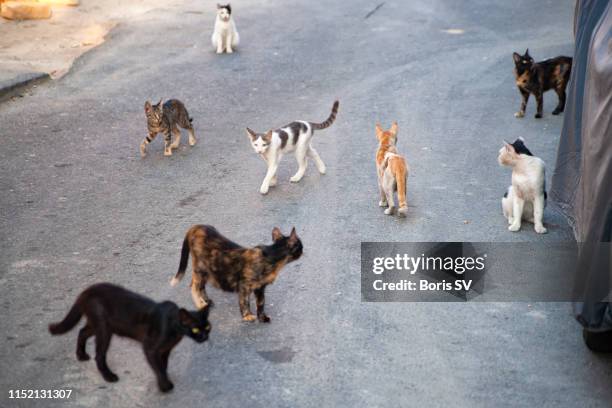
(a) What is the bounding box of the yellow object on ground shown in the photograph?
[1,1,52,20]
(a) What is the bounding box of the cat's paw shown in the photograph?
[269,177,277,186]
[159,380,174,393]
[216,49,223,54]
[164,150,172,157]
[103,372,119,383]
[514,111,525,118]
[77,352,90,361]
[534,113,543,119]
[552,109,562,115]
[508,223,521,232]
[384,207,395,215]
[535,224,548,234]
[318,165,326,175]
[242,314,257,322]
[258,314,271,323]
[379,200,388,207]
[227,48,233,54]
[398,207,408,217]
[260,185,269,195]
[188,137,197,146]
[290,174,303,183]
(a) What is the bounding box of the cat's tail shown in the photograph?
[395,159,409,217]
[171,235,190,287]
[48,302,82,335]
[310,100,339,130]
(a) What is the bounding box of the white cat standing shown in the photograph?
[211,4,239,54]
[498,137,548,234]
[247,101,339,195]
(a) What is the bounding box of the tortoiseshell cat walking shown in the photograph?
[513,49,572,119]
[170,225,303,322]
[141,99,197,157]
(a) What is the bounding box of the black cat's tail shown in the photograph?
[171,236,190,287]
[310,100,339,130]
[48,302,82,335]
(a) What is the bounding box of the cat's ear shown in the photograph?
[513,52,521,64]
[288,227,299,245]
[246,128,257,141]
[263,131,273,142]
[144,101,152,113]
[179,308,196,326]
[503,140,516,154]
[217,3,222,9]
[375,123,383,140]
[525,48,530,57]
[272,227,283,242]
[390,121,398,137]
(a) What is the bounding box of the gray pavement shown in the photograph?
[0,70,49,102]
[1,0,611,407]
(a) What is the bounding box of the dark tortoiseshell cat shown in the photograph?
[513,49,572,119]
[170,225,303,322]
[49,283,211,392]
[141,99,197,157]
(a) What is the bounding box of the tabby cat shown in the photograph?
[246,100,339,194]
[141,99,197,157]
[170,225,303,322]
[49,283,211,392]
[376,122,409,217]
[513,49,572,119]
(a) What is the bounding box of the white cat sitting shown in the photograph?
[498,137,547,234]
[211,4,239,54]
[247,101,339,195]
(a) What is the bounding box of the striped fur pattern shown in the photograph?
[140,99,196,157]
[170,225,303,322]
[246,100,339,194]
[376,122,409,217]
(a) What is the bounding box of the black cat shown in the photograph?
[513,49,572,119]
[49,283,210,392]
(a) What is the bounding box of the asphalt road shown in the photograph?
[1,0,611,407]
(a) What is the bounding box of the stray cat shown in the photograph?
[48,283,211,392]
[247,100,339,194]
[141,99,196,157]
[513,49,572,119]
[170,225,303,322]
[211,3,239,54]
[498,137,547,234]
[376,122,409,217]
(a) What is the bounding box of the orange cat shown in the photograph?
[375,122,409,217]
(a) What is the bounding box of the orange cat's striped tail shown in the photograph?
[310,100,339,130]
[395,161,408,216]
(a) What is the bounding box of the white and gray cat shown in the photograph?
[211,3,239,54]
[246,101,339,194]
[498,137,547,234]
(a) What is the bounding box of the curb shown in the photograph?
[0,71,51,103]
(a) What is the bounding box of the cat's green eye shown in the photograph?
[205,323,211,331]
[192,327,200,334]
